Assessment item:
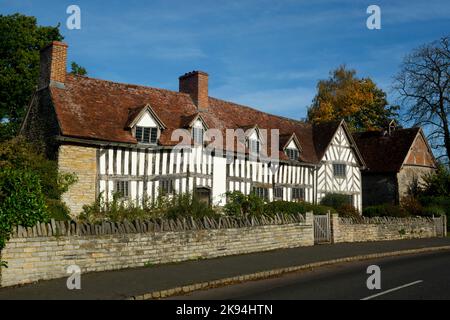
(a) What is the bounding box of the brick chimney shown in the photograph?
[179,71,209,111]
[39,41,68,89]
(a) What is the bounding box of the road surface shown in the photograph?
[168,251,450,300]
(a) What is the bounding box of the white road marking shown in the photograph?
[361,280,423,300]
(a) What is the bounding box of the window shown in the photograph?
[274,186,284,199]
[160,179,174,195]
[114,181,129,198]
[249,139,260,155]
[286,148,299,161]
[333,163,346,178]
[135,126,158,144]
[292,187,305,201]
[252,186,268,200]
[192,127,204,145]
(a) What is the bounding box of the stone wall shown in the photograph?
[331,214,446,243]
[0,213,313,287]
[397,166,436,201]
[58,145,97,216]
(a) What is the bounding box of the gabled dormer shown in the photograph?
[243,125,263,156]
[183,113,209,145]
[127,104,166,145]
[282,133,302,161]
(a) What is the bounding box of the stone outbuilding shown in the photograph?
[353,126,437,207]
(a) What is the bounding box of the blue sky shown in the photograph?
[2,0,449,120]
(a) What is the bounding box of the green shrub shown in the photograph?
[0,138,77,198]
[79,192,147,223]
[79,192,217,224]
[337,204,361,219]
[264,200,335,216]
[422,205,446,217]
[223,191,265,217]
[45,199,71,221]
[165,192,216,219]
[419,196,450,214]
[0,138,77,217]
[264,201,305,216]
[320,193,350,209]
[420,165,450,197]
[305,203,336,215]
[363,204,408,217]
[0,168,49,254]
[401,196,424,216]
[363,205,385,217]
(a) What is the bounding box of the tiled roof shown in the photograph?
[353,128,421,173]
[50,74,346,164]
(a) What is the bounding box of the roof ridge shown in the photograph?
[208,96,309,127]
[68,74,310,127]
[66,74,190,96]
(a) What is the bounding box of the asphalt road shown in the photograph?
[168,251,450,300]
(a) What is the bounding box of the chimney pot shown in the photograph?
[39,41,68,89]
[179,70,209,111]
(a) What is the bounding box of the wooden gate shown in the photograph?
[314,213,331,244]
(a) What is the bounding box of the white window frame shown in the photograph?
[135,126,158,145]
[192,127,204,145]
[249,139,260,155]
[292,187,305,201]
[114,180,130,199]
[273,186,284,200]
[333,163,346,178]
[286,148,299,161]
[252,186,268,200]
[160,179,175,195]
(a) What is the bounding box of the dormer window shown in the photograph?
[127,104,167,146]
[192,127,204,145]
[249,139,260,155]
[136,126,158,144]
[286,148,299,161]
[243,125,263,157]
[282,133,302,161]
[186,115,208,146]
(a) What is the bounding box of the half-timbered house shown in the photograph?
[21,42,366,215]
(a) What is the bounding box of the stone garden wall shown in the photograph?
[0,213,313,287]
[331,214,446,243]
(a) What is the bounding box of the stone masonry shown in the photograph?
[397,166,436,201]
[58,145,97,215]
[0,214,314,287]
[331,214,446,243]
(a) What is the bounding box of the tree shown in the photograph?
[420,165,450,198]
[70,61,87,76]
[394,36,450,164]
[0,14,63,140]
[307,66,398,131]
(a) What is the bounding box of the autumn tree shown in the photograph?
[307,66,398,131]
[394,36,450,164]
